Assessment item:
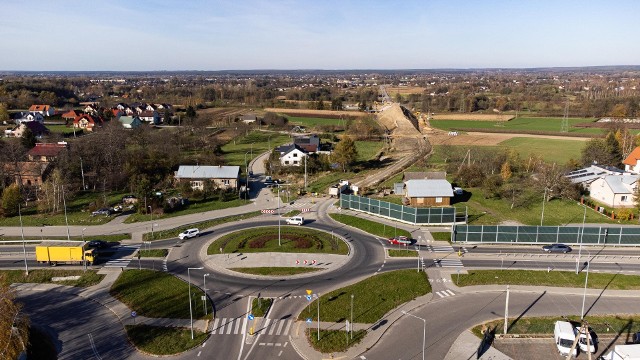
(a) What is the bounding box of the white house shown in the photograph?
[623,147,640,174]
[589,175,639,208]
[14,112,44,125]
[28,104,55,116]
[277,144,308,166]
[139,110,161,124]
[565,164,627,191]
[175,165,240,190]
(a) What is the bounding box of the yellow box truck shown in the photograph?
[35,242,96,266]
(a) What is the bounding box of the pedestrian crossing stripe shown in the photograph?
[436,290,456,298]
[210,317,294,336]
[434,259,464,268]
[427,245,467,253]
[103,259,133,268]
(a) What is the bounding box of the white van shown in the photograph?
[601,344,640,360]
[575,325,597,354]
[554,321,577,357]
[286,216,304,226]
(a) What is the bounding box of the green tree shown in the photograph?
[604,131,622,167]
[330,98,343,111]
[20,127,36,149]
[186,105,197,120]
[333,136,358,172]
[2,183,21,217]
[634,185,640,222]
[0,102,9,123]
[500,161,512,181]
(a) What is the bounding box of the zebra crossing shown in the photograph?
[435,289,456,298]
[426,245,467,254]
[103,244,140,268]
[433,258,464,268]
[210,317,293,336]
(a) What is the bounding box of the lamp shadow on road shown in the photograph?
[507,291,546,333]
[598,318,634,356]
[583,270,619,318]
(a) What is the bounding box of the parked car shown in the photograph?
[453,187,464,195]
[178,228,200,240]
[87,240,108,249]
[542,243,572,253]
[91,208,111,216]
[388,236,412,245]
[286,216,304,225]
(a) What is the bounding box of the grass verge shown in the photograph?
[0,269,103,287]
[455,270,640,290]
[299,269,430,323]
[431,232,451,241]
[230,267,322,276]
[143,211,261,241]
[251,297,273,317]
[1,234,130,242]
[388,249,417,257]
[307,329,367,353]
[125,199,250,223]
[110,269,209,319]
[139,249,168,258]
[207,226,348,255]
[472,315,640,338]
[283,209,302,217]
[329,213,411,238]
[126,325,207,355]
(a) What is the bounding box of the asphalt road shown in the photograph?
[362,291,640,360]
[17,286,135,360]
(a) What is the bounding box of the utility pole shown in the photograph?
[304,155,307,192]
[504,285,509,335]
[19,204,28,275]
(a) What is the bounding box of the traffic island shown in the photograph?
[387,249,418,257]
[125,324,207,355]
[307,329,367,353]
[138,249,168,258]
[454,270,640,290]
[230,267,322,276]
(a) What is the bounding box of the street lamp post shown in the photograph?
[82,227,87,271]
[277,184,281,246]
[402,310,426,360]
[576,205,587,274]
[148,206,154,240]
[540,187,548,226]
[18,204,28,276]
[244,151,251,199]
[188,267,204,339]
[350,294,354,339]
[203,273,210,316]
[581,251,591,320]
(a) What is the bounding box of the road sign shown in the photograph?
[306,289,312,295]
[261,209,275,214]
[131,311,137,318]
[304,260,308,264]
[296,260,300,265]
[312,259,317,264]
[201,295,206,301]
[306,295,312,301]
[248,314,255,320]
[306,318,312,324]
[346,320,350,332]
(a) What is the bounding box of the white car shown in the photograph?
[286,216,304,226]
[178,228,200,240]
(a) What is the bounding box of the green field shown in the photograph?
[286,116,347,127]
[355,141,384,162]
[220,131,290,166]
[110,269,209,319]
[430,117,601,134]
[207,226,348,255]
[299,269,430,323]
[126,325,207,355]
[498,137,585,164]
[456,270,640,290]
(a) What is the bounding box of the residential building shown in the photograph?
[241,114,258,124]
[139,110,161,124]
[293,134,320,153]
[28,104,55,116]
[73,114,101,132]
[119,115,142,129]
[277,144,308,166]
[403,171,447,181]
[4,161,52,187]
[12,121,50,138]
[404,179,454,207]
[14,112,44,125]
[61,110,79,122]
[566,164,626,191]
[27,142,68,162]
[623,147,640,174]
[175,165,240,190]
[589,175,639,208]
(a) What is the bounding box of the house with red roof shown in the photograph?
[623,146,640,174]
[73,114,101,132]
[27,142,68,162]
[28,104,55,116]
[62,110,79,122]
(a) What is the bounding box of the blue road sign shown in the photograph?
[306,295,312,301]
[248,314,255,320]
[131,311,137,318]
[306,318,312,324]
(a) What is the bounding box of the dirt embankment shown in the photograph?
[262,108,367,118]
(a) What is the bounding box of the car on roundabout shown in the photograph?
[542,243,572,253]
[178,228,200,240]
[388,236,412,246]
[286,216,304,225]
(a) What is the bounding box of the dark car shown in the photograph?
[542,243,572,253]
[87,240,108,249]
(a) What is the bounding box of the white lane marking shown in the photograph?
[283,341,288,348]
[268,320,278,335]
[237,297,252,360]
[263,319,272,334]
[241,317,247,334]
[211,318,220,334]
[276,320,286,335]
[88,333,102,360]
[278,350,283,356]
[445,289,455,296]
[283,322,292,336]
[197,351,201,356]
[202,341,206,347]
[226,319,234,334]
[234,318,242,334]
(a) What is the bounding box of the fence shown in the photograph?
[339,194,460,225]
[452,225,640,245]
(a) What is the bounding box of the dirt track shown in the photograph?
[426,130,590,146]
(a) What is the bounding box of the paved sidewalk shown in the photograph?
[444,330,512,360]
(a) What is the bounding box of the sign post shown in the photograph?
[131,311,137,325]
[248,314,255,335]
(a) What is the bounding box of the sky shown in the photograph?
[1,0,639,71]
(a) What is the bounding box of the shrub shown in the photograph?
[249,238,267,248]
[294,238,312,249]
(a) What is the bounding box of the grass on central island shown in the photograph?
[251,297,273,317]
[207,226,348,255]
[138,249,168,258]
[329,213,411,238]
[307,329,367,353]
[230,267,322,276]
[299,269,430,324]
[126,324,207,355]
[387,249,417,257]
[110,269,210,319]
[456,270,640,290]
[0,269,104,287]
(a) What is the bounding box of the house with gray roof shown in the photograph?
[119,115,142,129]
[565,164,626,191]
[404,179,454,207]
[589,175,639,208]
[175,165,240,190]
